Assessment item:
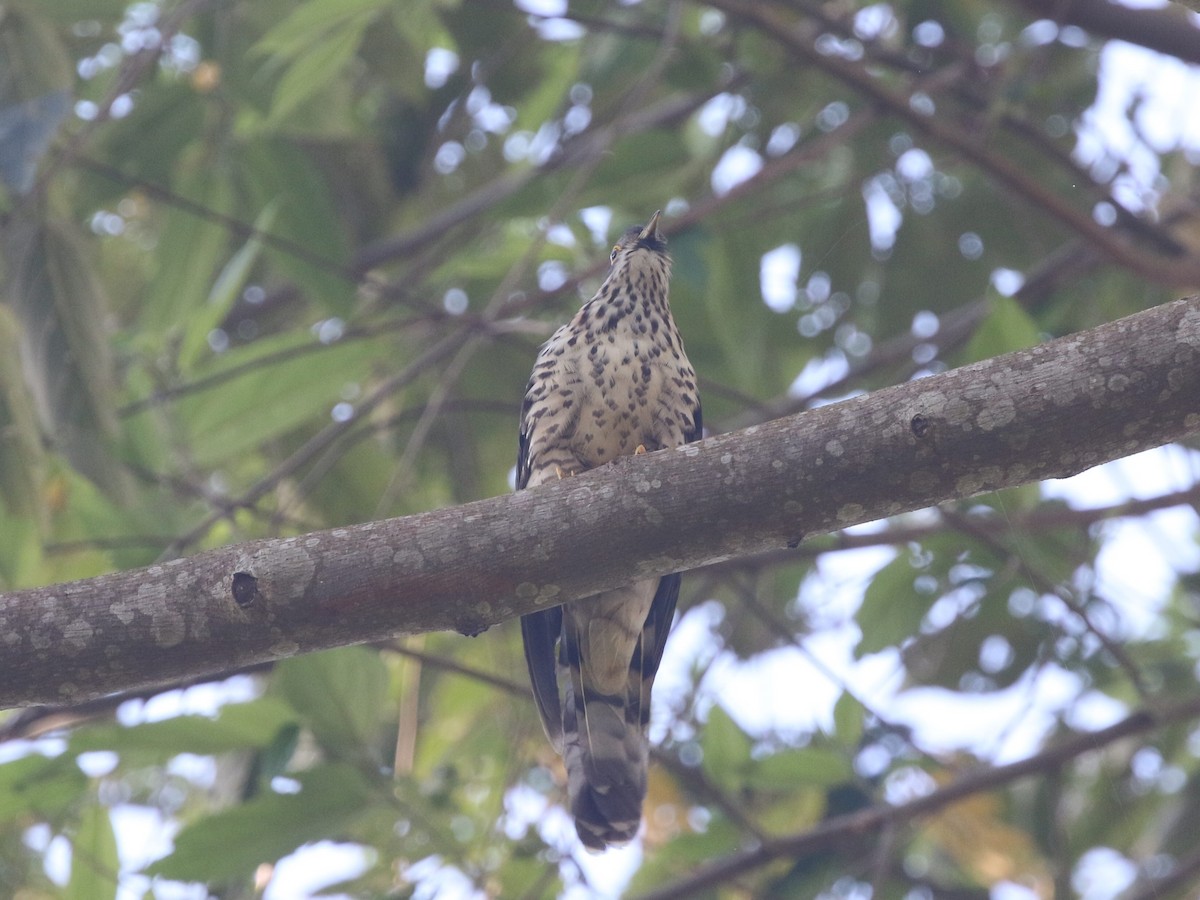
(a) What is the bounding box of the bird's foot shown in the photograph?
[634,444,647,456]
[555,465,576,480]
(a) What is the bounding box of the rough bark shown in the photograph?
[1,296,1198,708]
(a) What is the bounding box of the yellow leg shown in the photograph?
[634,444,647,455]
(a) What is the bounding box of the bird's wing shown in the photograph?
[685,398,703,445]
[516,391,535,490]
[521,605,564,751]
[518,358,564,748]
[635,572,680,728]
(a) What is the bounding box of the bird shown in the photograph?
[516,210,702,850]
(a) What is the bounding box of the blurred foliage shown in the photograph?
[0,0,1199,897]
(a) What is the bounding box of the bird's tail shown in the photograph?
[561,637,650,851]
[557,575,679,851]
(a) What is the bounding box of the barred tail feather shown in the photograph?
[562,576,679,850]
[521,576,679,851]
[562,644,649,851]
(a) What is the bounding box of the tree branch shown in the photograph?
[1,296,1197,708]
[1011,0,1200,65]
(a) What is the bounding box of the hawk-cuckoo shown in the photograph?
[517,210,702,850]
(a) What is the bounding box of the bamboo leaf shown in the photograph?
[65,803,119,900]
[177,200,279,370]
[264,16,371,126]
[2,216,128,496]
[0,304,47,523]
[141,163,234,339]
[253,0,391,57]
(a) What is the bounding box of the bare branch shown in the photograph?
[1010,0,1200,65]
[0,296,1197,707]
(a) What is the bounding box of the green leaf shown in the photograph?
[855,551,927,657]
[15,0,130,24]
[145,763,374,882]
[832,691,865,749]
[0,304,47,524]
[235,139,353,311]
[745,747,853,790]
[254,0,391,57]
[0,499,41,587]
[962,294,1043,364]
[40,465,164,576]
[92,82,206,208]
[66,803,119,900]
[700,705,753,791]
[0,6,72,100]
[163,331,384,468]
[275,647,389,763]
[626,817,744,894]
[1,216,129,496]
[69,698,299,760]
[177,201,279,371]
[256,722,303,783]
[414,658,499,777]
[510,42,578,132]
[584,130,692,208]
[0,753,88,822]
[141,163,234,341]
[264,15,372,126]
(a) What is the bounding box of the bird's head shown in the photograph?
[609,210,668,267]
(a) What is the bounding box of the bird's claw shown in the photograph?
[634,444,647,455]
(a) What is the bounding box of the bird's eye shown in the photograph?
[610,245,620,262]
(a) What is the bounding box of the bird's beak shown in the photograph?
[639,210,663,241]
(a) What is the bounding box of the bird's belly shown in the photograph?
[524,327,694,486]
[569,372,675,469]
